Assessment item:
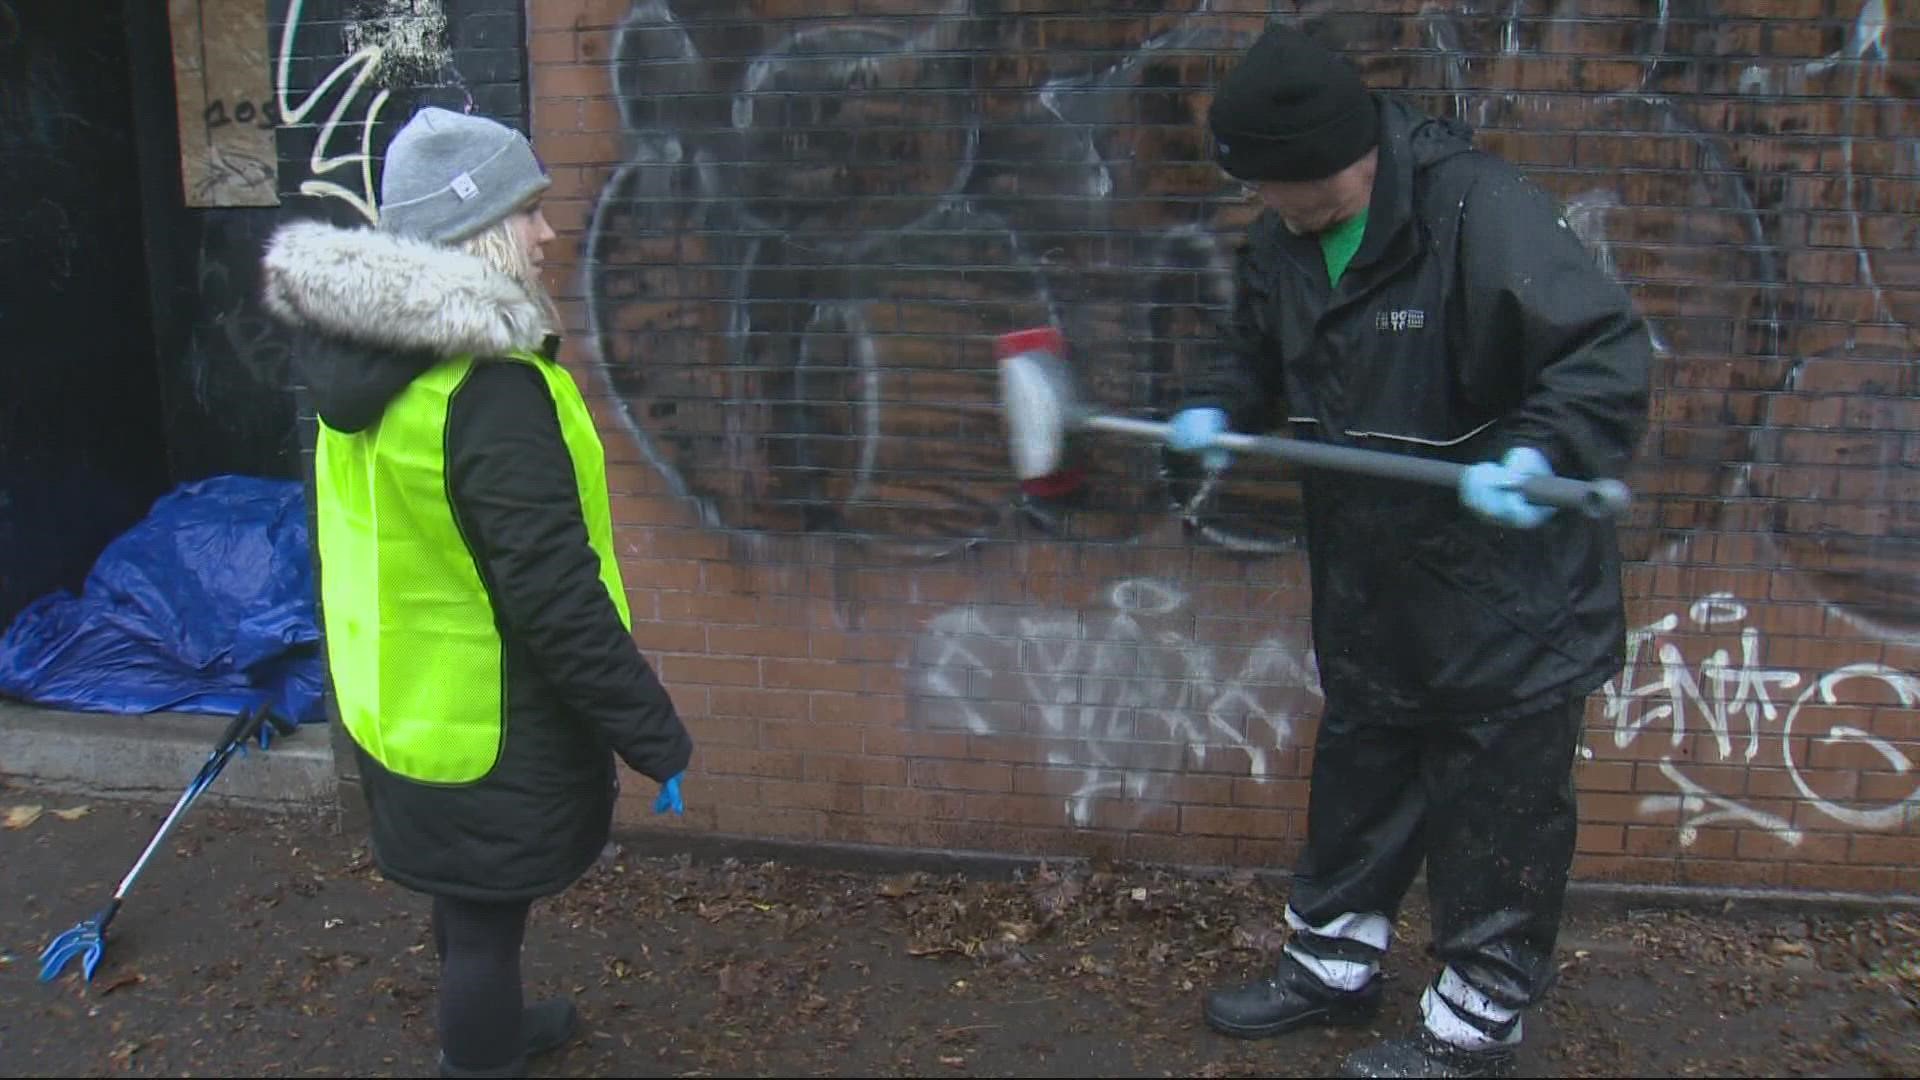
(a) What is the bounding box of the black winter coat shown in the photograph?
[261,221,692,902]
[1189,95,1653,722]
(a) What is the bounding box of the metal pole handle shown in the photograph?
[1083,416,1631,519]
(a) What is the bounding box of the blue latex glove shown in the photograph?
[653,772,684,816]
[1459,446,1556,529]
[1168,407,1231,471]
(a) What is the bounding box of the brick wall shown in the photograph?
[528,1,1920,895]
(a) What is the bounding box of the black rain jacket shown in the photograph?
[262,220,692,901]
[1187,94,1653,722]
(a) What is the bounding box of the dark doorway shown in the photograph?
[0,1,173,630]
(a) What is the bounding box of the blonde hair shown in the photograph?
[461,210,561,334]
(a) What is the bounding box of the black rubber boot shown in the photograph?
[1339,1030,1518,1079]
[438,999,579,1077]
[1203,953,1383,1039]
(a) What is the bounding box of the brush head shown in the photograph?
[995,327,1076,481]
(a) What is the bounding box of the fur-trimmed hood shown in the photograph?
[261,220,554,433]
[262,220,549,355]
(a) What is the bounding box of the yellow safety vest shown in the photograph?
[312,350,630,784]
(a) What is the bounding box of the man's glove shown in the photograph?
[1459,446,1556,529]
[653,772,684,816]
[1168,407,1231,471]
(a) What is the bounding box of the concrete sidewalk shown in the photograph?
[3,779,1917,1079]
[0,702,336,812]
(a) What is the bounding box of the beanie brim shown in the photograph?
[1211,96,1380,183]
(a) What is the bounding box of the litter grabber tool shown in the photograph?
[993,326,1632,519]
[38,704,290,984]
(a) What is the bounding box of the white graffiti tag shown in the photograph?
[275,0,456,223]
[911,578,1318,827]
[1605,592,1920,846]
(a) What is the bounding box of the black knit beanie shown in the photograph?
[1208,25,1379,183]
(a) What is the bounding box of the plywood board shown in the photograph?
[169,0,279,207]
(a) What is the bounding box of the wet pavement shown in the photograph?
[3,780,1917,1078]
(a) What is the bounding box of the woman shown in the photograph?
[261,107,693,1079]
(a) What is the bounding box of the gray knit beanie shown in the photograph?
[378,107,550,244]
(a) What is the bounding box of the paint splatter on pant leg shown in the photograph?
[1282,705,1428,981]
[1420,696,1588,1045]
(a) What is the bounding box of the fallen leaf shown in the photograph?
[4,805,44,829]
[1230,924,1287,954]
[878,875,920,899]
[50,805,91,821]
[108,1039,145,1069]
[939,1055,966,1068]
[99,972,145,995]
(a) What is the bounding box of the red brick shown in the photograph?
[658,592,802,625]
[804,753,908,786]
[1575,760,1636,792]
[626,620,707,652]
[821,814,925,849]
[1180,805,1289,838]
[708,688,807,721]
[760,780,864,814]
[1085,799,1179,834]
[713,804,821,840]
[761,721,864,754]
[862,786,969,821]
[707,625,810,659]
[814,692,906,727]
[648,529,730,561]
[1150,773,1238,805]
[908,759,1013,793]
[809,631,904,662]
[1230,777,1309,809]
[1783,862,1912,894]
[1127,832,1238,867]
[1849,833,1920,866]
[528,29,576,64]
[1679,858,1781,889]
[688,716,759,747]
[1012,766,1125,798]
[1577,824,1626,854]
[1577,792,1651,824]
[861,728,964,760]
[1233,835,1301,867]
[763,659,867,693]
[616,555,706,589]
[697,747,802,780]
[1572,854,1679,885]
[666,775,761,810]
[659,655,760,687]
[964,792,1081,828]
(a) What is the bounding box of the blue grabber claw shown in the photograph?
[38,898,119,983]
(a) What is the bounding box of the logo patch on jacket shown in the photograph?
[1375,308,1426,332]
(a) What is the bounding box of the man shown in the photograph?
[1168,24,1652,1080]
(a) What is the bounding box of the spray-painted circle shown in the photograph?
[726,25,979,250]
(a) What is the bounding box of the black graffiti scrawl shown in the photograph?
[584,0,1282,559]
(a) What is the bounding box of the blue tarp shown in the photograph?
[0,475,325,725]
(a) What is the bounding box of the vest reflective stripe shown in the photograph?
[314,350,631,784]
